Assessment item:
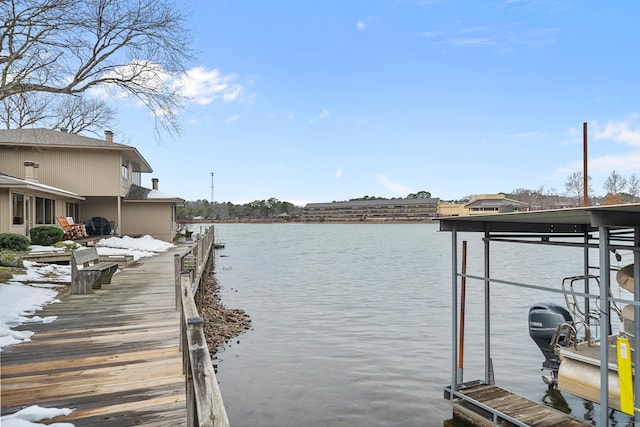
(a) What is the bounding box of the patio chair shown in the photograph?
[56,216,88,240]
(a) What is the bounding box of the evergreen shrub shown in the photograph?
[0,233,30,251]
[0,251,24,268]
[30,226,64,246]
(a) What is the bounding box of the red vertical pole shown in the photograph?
[583,122,589,207]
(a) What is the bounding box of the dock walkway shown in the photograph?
[1,247,187,426]
[446,383,591,427]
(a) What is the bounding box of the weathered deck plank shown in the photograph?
[1,248,188,426]
[451,384,591,427]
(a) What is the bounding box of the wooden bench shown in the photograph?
[70,247,119,294]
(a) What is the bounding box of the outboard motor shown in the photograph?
[528,303,573,385]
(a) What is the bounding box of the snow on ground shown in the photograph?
[1,235,174,350]
[0,280,60,349]
[1,405,75,427]
[0,235,175,426]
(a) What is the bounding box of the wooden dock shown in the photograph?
[1,247,188,426]
[445,383,591,427]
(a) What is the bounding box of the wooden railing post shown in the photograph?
[178,230,230,427]
[174,253,181,310]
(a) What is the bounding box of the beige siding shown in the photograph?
[0,189,75,236]
[0,147,121,196]
[121,202,175,242]
[81,197,119,228]
[0,189,9,232]
[437,203,468,217]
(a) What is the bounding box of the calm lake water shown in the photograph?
[199,222,632,427]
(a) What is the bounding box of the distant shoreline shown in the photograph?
[179,218,439,224]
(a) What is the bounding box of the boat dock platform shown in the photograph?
[1,247,187,426]
[439,204,640,426]
[445,383,590,427]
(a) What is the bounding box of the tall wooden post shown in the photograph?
[583,122,588,206]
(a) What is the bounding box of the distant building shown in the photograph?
[437,194,529,217]
[303,198,439,221]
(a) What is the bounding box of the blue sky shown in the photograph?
[111,0,640,205]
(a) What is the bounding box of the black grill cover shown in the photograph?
[88,217,112,236]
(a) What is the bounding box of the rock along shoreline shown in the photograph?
[200,274,251,356]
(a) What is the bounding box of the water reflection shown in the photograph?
[541,386,570,414]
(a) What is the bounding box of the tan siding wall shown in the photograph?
[437,203,468,217]
[121,203,175,242]
[81,197,118,227]
[0,189,9,232]
[0,147,121,195]
[0,188,81,235]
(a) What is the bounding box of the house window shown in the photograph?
[35,197,55,224]
[66,202,81,221]
[12,193,24,225]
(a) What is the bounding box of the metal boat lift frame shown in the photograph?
[439,203,640,427]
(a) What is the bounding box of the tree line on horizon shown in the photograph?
[178,170,639,220]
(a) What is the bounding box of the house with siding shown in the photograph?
[0,129,183,241]
[436,194,529,217]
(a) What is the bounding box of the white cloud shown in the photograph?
[225,114,240,123]
[447,37,496,48]
[309,110,330,124]
[589,152,640,174]
[357,20,368,31]
[336,168,343,178]
[377,174,412,195]
[90,62,245,114]
[592,115,640,147]
[174,66,243,105]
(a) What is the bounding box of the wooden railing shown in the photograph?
[175,227,230,427]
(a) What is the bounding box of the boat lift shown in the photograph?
[439,204,640,427]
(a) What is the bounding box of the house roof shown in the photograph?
[0,128,153,173]
[465,198,528,208]
[0,173,84,200]
[124,184,184,203]
[305,198,440,209]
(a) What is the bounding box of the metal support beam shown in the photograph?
[592,210,640,227]
[633,228,640,426]
[451,225,459,391]
[599,226,610,426]
[484,231,492,384]
[584,232,591,340]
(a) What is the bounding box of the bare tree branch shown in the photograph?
[1,92,51,128]
[0,91,116,135]
[52,96,116,135]
[1,0,194,135]
[603,170,627,195]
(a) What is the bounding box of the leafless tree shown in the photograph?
[52,96,116,136]
[0,92,51,128]
[628,173,640,202]
[1,92,115,135]
[1,0,194,136]
[565,171,592,206]
[603,170,627,195]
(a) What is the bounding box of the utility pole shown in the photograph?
[211,172,219,203]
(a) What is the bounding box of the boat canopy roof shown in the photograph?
[438,203,640,234]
